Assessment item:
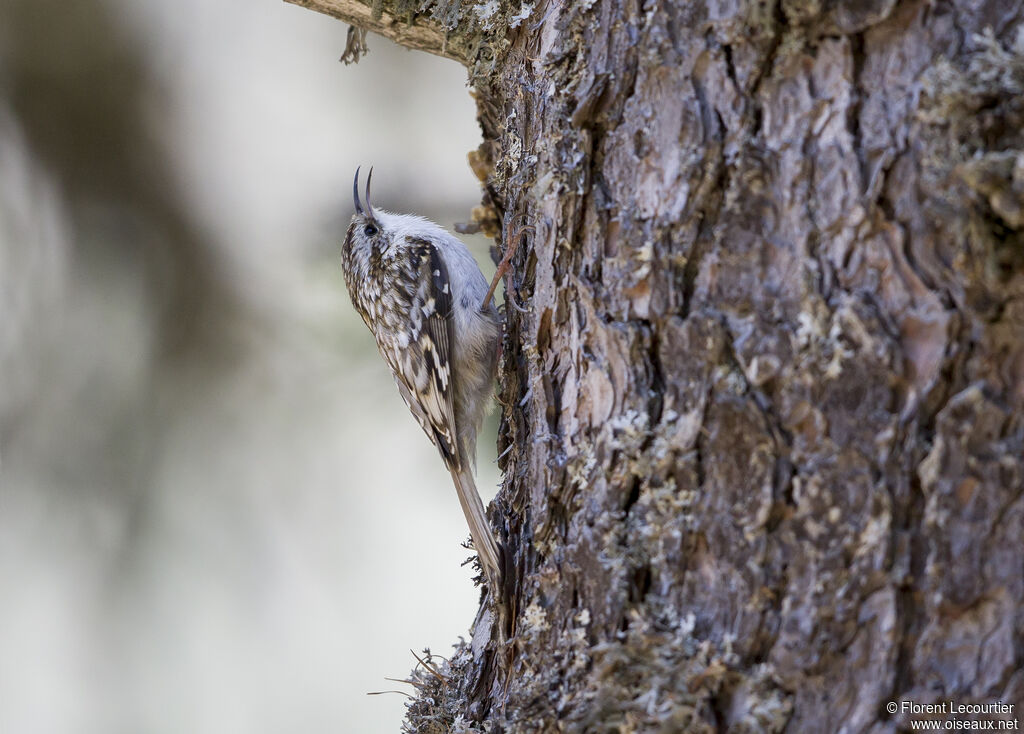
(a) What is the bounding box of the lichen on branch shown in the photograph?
[284,0,531,71]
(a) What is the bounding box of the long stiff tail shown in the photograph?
[450,467,503,586]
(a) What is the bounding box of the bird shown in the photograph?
[340,167,504,590]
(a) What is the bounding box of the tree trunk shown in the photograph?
[292,0,1024,730]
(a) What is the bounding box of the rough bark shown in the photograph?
[293,0,1024,730]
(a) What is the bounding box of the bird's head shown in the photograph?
[344,166,389,267]
[344,168,450,278]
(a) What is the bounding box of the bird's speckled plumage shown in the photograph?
[341,171,503,585]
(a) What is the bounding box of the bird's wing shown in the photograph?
[390,238,461,470]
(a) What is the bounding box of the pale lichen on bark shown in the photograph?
[284,0,529,71]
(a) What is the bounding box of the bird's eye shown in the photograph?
[363,224,378,237]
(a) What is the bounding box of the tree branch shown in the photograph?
[284,0,467,64]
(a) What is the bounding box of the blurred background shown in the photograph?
[0,0,497,731]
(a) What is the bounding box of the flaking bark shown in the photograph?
[295,0,1024,730]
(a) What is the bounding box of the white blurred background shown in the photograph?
[0,1,497,731]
